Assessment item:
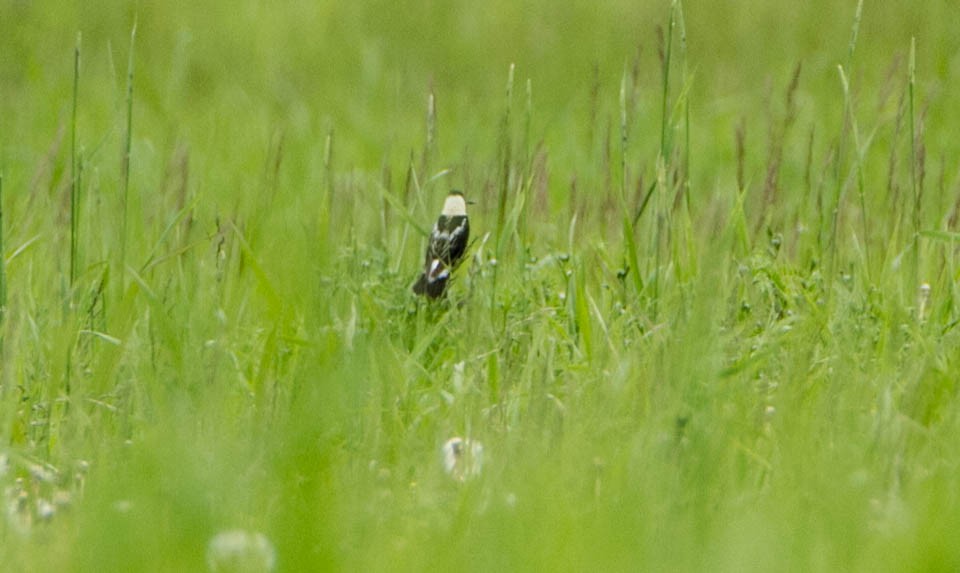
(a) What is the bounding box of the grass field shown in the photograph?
[2,1,960,570]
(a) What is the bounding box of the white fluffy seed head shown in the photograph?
[442,437,484,482]
[206,530,276,573]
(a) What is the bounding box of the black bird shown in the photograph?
[413,190,470,298]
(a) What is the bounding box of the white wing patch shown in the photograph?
[427,259,449,282]
[449,219,467,241]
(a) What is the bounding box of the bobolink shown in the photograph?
[413,190,470,298]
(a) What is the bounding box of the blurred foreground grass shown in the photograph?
[2,1,960,571]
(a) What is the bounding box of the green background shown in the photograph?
[1,1,959,570]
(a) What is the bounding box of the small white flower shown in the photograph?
[36,498,55,521]
[206,529,276,573]
[442,437,484,482]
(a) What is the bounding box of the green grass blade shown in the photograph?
[70,32,81,288]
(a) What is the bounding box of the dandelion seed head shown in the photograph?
[36,498,55,521]
[442,437,484,482]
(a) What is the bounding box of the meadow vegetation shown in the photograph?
[1,1,960,570]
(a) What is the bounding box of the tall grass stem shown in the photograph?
[120,22,137,295]
[0,173,5,328]
[909,37,919,285]
[619,69,643,298]
[70,32,81,288]
[496,63,515,255]
[659,1,677,158]
[838,65,870,276]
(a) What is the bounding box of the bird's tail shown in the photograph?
[412,272,449,298]
[412,273,428,295]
